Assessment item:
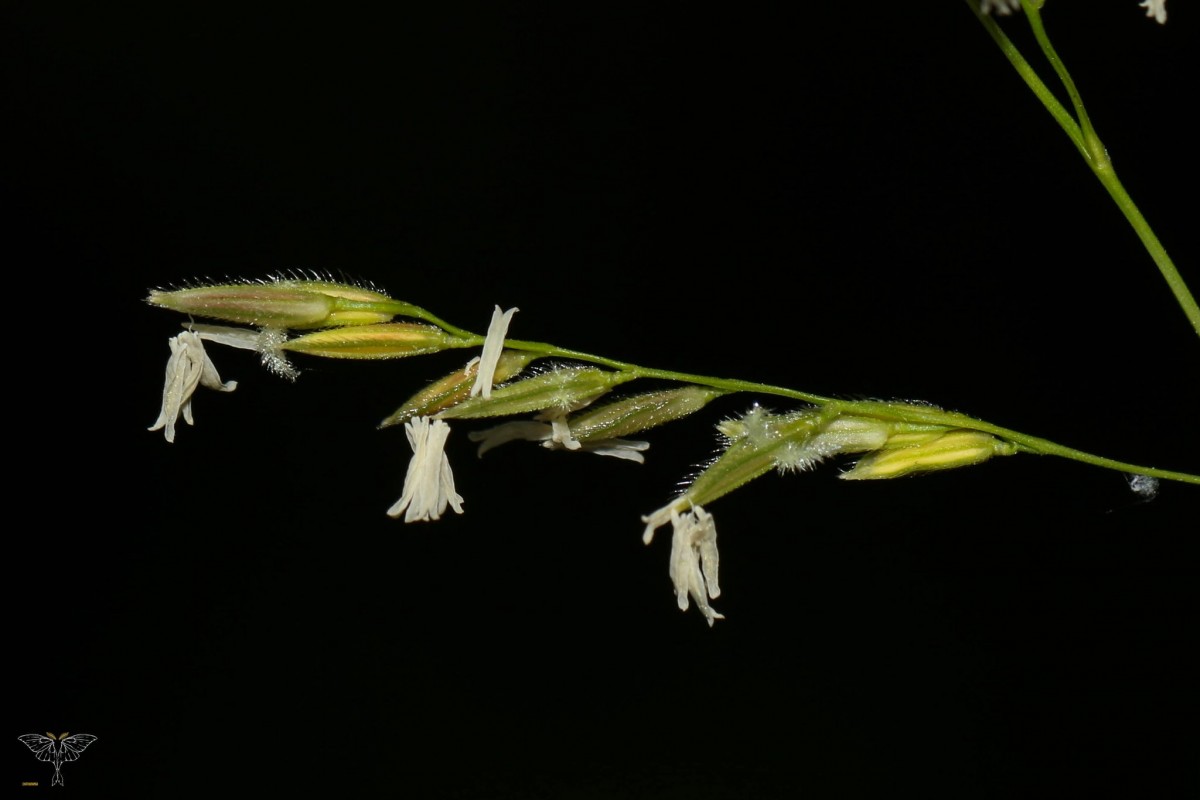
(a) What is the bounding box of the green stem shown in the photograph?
[1020,1,1107,167]
[968,1,1200,338]
[470,335,1200,485]
[968,3,1088,161]
[1086,161,1200,338]
[350,1,1200,486]
[503,338,834,404]
[829,400,1200,485]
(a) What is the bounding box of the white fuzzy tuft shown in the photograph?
[1126,473,1160,500]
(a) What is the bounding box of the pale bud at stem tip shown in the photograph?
[980,0,1165,25]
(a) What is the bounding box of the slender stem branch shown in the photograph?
[967,0,1200,338]
[462,333,1200,485]
[339,5,1200,485]
[967,2,1088,161]
[1020,0,1107,167]
[504,338,834,404]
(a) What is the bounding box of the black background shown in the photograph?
[7,2,1198,797]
